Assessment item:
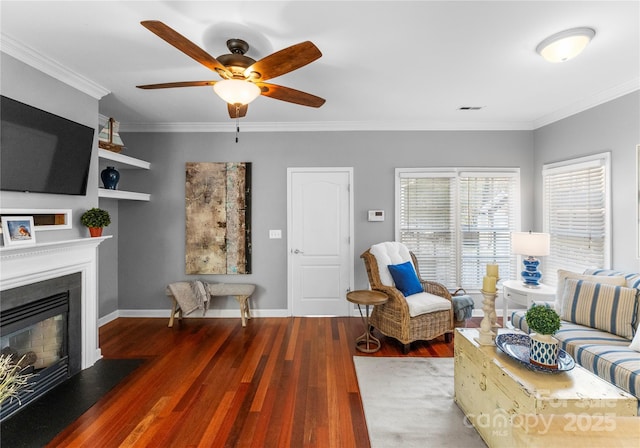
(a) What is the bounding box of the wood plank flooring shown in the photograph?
[47,317,481,447]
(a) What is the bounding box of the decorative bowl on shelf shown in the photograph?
[495,333,575,373]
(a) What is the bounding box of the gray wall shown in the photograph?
[98,198,119,316]
[0,53,100,244]
[117,130,534,312]
[533,91,640,273]
[6,50,636,317]
[0,53,120,317]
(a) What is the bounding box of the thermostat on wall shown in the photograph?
[368,210,385,222]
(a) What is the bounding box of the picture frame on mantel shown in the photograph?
[2,216,36,247]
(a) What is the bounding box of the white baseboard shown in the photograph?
[98,307,498,328]
[98,310,120,327]
[99,308,290,327]
[471,308,509,318]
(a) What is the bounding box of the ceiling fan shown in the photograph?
[136,20,325,119]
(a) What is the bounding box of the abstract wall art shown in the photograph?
[185,162,251,274]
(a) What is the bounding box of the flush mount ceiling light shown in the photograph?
[536,27,595,63]
[213,79,261,105]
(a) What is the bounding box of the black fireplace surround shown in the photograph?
[0,273,82,421]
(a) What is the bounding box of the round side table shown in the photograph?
[346,290,388,353]
[502,280,555,328]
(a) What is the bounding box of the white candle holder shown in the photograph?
[475,289,498,346]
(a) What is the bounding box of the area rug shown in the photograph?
[354,356,487,448]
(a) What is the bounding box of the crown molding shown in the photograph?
[118,78,640,133]
[119,119,533,133]
[1,33,110,100]
[533,78,640,129]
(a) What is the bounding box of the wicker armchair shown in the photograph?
[361,242,454,353]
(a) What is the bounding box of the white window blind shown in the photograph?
[398,174,458,287]
[459,173,519,288]
[397,169,520,289]
[542,153,611,286]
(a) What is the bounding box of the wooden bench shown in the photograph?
[167,283,256,328]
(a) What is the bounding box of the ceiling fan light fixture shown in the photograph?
[213,79,261,105]
[536,27,595,63]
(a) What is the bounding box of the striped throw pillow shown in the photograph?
[561,279,639,340]
[582,269,640,289]
[555,270,626,314]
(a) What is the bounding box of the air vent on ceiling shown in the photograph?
[458,106,483,110]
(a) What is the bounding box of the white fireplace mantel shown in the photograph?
[0,236,111,369]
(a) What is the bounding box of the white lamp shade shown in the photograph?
[511,232,550,257]
[536,27,595,63]
[213,79,261,105]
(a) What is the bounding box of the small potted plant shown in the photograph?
[525,305,561,369]
[81,208,111,237]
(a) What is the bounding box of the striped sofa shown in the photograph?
[511,269,640,402]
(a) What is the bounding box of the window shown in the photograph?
[542,153,611,286]
[396,168,520,289]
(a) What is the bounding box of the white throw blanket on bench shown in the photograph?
[167,280,209,316]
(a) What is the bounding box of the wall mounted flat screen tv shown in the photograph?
[1,95,95,195]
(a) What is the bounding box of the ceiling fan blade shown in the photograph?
[257,83,325,108]
[228,103,248,118]
[244,41,322,82]
[141,21,231,78]
[136,81,217,89]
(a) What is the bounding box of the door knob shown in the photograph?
[293,249,304,254]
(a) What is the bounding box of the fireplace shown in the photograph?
[0,237,108,420]
[1,274,82,421]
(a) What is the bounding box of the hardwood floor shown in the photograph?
[48,316,482,447]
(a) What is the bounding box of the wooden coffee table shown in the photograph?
[346,290,388,353]
[454,328,637,447]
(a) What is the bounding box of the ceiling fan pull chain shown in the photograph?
[235,105,240,143]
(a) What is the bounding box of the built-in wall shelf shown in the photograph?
[0,208,72,231]
[98,149,150,170]
[98,149,150,201]
[98,188,150,201]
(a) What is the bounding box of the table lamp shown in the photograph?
[511,231,550,288]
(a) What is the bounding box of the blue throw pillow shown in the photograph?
[387,261,423,297]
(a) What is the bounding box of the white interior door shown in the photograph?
[288,168,353,316]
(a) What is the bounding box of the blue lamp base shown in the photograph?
[521,257,542,288]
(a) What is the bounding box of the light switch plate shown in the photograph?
[269,229,282,239]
